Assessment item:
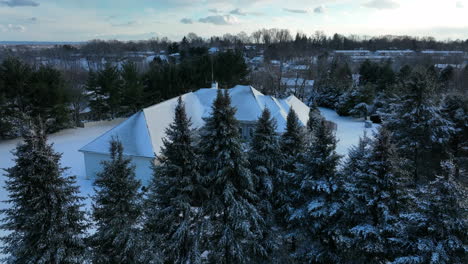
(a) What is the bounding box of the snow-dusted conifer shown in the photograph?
[144,97,206,264]
[1,121,87,263]
[383,69,452,182]
[198,89,263,263]
[277,108,306,225]
[441,94,468,180]
[289,119,342,263]
[90,139,144,264]
[248,108,281,261]
[341,127,413,263]
[396,160,467,264]
[306,104,324,138]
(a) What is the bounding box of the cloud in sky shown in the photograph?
[0,24,26,32]
[180,18,193,24]
[0,0,39,7]
[364,0,400,9]
[0,0,467,41]
[283,8,308,14]
[230,8,246,16]
[198,15,239,25]
[314,5,326,14]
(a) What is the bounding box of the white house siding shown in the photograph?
[82,151,154,185]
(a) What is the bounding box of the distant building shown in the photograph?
[79,85,310,183]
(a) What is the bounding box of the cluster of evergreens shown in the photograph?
[0,50,248,139]
[315,58,468,121]
[85,48,248,120]
[0,57,72,139]
[2,86,466,263]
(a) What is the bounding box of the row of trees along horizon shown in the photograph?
[2,29,468,60]
[1,49,467,137]
[2,88,466,263]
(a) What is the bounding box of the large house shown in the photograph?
[79,85,310,183]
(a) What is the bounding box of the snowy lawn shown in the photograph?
[319,107,378,157]
[0,119,125,212]
[0,108,376,209]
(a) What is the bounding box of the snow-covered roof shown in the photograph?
[281,77,314,87]
[80,85,310,157]
[79,111,154,157]
[421,50,464,54]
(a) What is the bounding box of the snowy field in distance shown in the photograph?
[0,108,377,210]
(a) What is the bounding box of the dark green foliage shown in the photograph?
[341,128,412,263]
[143,50,248,108]
[120,61,144,115]
[336,83,375,117]
[359,59,396,92]
[397,161,467,264]
[198,90,264,263]
[144,97,206,264]
[315,60,353,108]
[289,119,342,263]
[1,121,87,263]
[383,68,452,182]
[277,109,306,225]
[248,108,281,261]
[441,95,468,181]
[90,139,144,264]
[213,50,248,87]
[306,104,324,137]
[0,57,71,138]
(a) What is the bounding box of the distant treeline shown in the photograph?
[0,48,248,139]
[2,28,467,61]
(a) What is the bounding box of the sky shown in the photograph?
[0,0,467,41]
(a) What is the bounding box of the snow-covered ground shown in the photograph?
[0,108,377,210]
[318,107,378,157]
[0,119,125,212]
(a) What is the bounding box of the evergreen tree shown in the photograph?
[198,90,263,263]
[306,104,324,138]
[1,121,87,263]
[396,161,467,264]
[248,108,281,261]
[97,64,122,119]
[86,70,108,120]
[277,108,306,225]
[120,61,144,115]
[90,139,144,264]
[441,94,468,180]
[383,69,452,182]
[144,97,206,264]
[341,128,412,263]
[289,119,342,263]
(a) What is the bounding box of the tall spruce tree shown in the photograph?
[383,69,452,182]
[289,119,342,263]
[441,94,468,180]
[306,105,324,138]
[396,161,467,264]
[341,128,413,263]
[248,108,281,261]
[1,121,87,263]
[144,97,206,264]
[90,139,144,264]
[277,108,306,225]
[198,89,263,264]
